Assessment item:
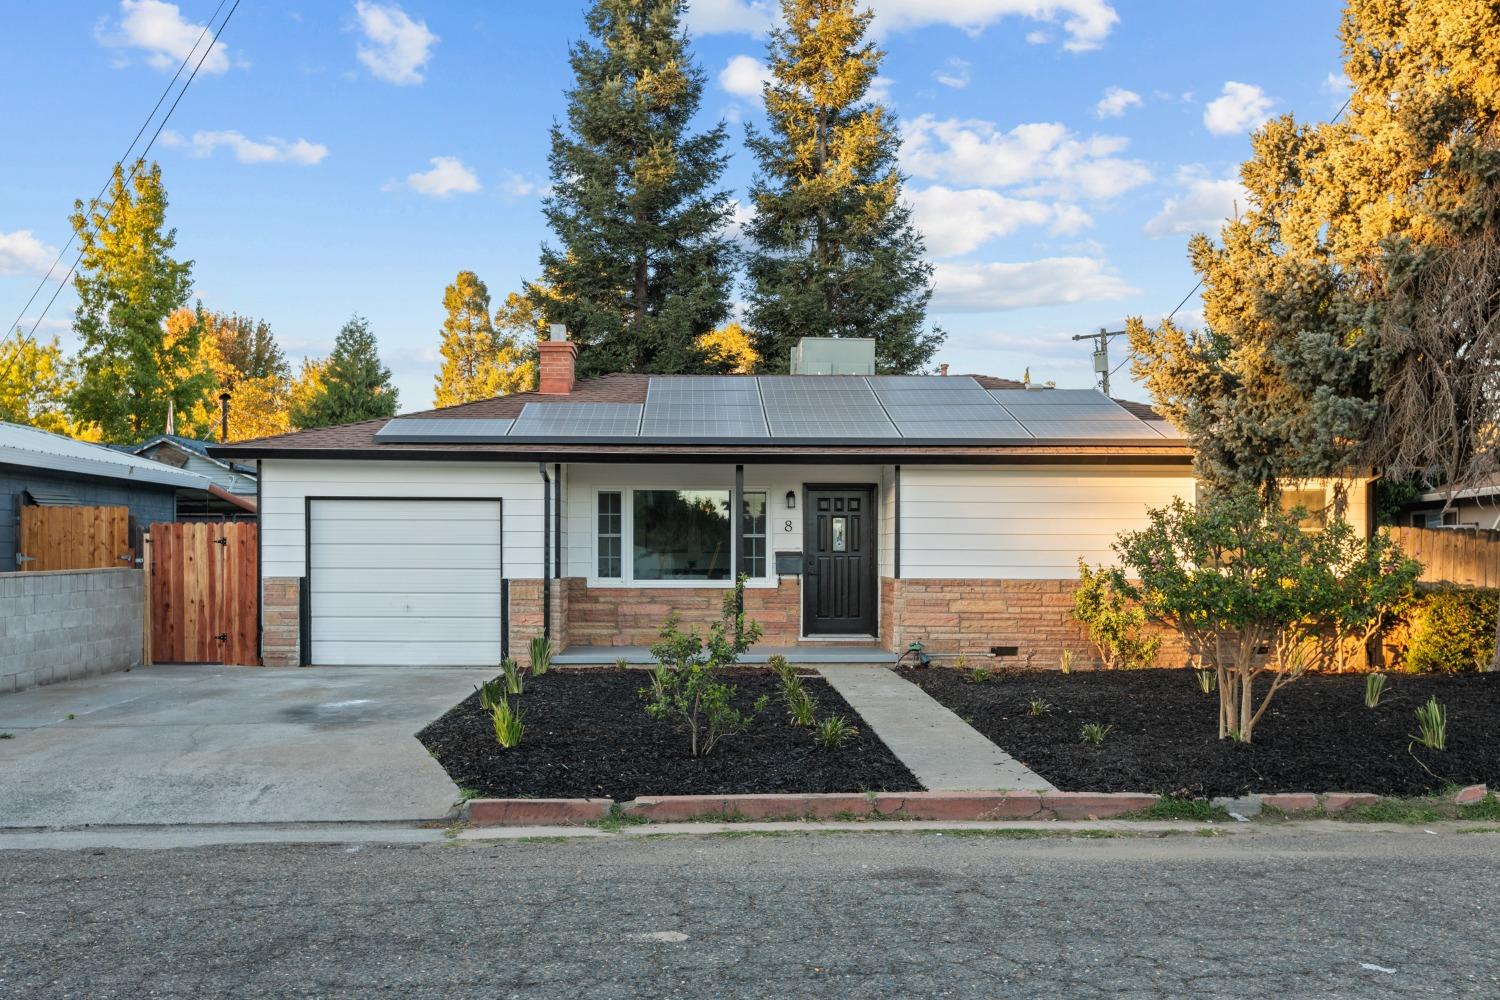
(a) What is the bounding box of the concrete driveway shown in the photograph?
[0,663,496,828]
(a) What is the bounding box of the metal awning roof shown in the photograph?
[0,422,214,491]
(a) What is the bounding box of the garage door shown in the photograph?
[308,498,503,666]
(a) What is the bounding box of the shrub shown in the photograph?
[814,715,859,748]
[1364,672,1387,708]
[1402,588,1498,672]
[475,678,506,712]
[784,681,818,727]
[1072,559,1160,670]
[1410,696,1447,750]
[641,576,766,757]
[1080,722,1112,745]
[768,654,796,685]
[1026,696,1051,717]
[529,636,553,676]
[500,658,525,695]
[491,696,524,748]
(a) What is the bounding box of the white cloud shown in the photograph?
[933,57,971,89]
[719,54,772,99]
[902,115,1151,200]
[1322,71,1351,95]
[161,129,328,165]
[686,0,776,34]
[353,1,437,85]
[908,186,1090,257]
[931,257,1138,312]
[1094,86,1141,119]
[868,74,897,105]
[1203,81,1274,136]
[688,0,1118,51]
[99,0,233,74]
[393,156,481,197]
[1144,167,1247,238]
[726,199,756,242]
[499,170,549,199]
[0,230,61,278]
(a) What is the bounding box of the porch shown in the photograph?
[552,644,900,666]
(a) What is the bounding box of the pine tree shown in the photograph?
[744,0,942,374]
[433,271,536,406]
[530,0,734,379]
[290,315,398,428]
[68,160,210,440]
[1128,0,1500,489]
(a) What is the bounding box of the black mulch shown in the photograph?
[907,668,1500,798]
[417,669,921,801]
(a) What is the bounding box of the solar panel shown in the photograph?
[759,378,898,438]
[642,377,767,437]
[891,421,1032,439]
[509,402,643,438]
[1019,421,1167,439]
[372,418,515,442]
[1146,420,1188,439]
[993,403,1141,422]
[872,388,997,407]
[989,388,1121,407]
[867,375,984,391]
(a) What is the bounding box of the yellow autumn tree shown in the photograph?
[287,356,330,430]
[696,321,757,373]
[0,333,78,435]
[433,271,537,406]
[1128,0,1500,488]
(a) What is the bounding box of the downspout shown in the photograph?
[554,463,562,579]
[539,463,551,642]
[893,465,901,580]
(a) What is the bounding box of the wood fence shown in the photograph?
[1387,526,1500,588]
[17,505,131,571]
[147,521,259,665]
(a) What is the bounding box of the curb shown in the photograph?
[465,798,613,826]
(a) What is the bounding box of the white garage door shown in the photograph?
[308,498,503,666]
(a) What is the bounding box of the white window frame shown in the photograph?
[590,486,773,589]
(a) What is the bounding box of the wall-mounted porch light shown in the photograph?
[785,490,797,510]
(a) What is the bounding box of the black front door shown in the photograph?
[804,486,877,636]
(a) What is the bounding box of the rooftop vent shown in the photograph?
[789,337,876,375]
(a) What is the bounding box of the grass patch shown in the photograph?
[1460,794,1500,821]
[1126,797,1232,822]
[1337,799,1447,824]
[1457,826,1500,835]
[593,804,652,832]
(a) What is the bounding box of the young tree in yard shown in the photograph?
[1327,528,1422,672]
[0,334,76,435]
[1071,560,1161,670]
[1112,489,1350,743]
[744,0,942,374]
[531,0,734,378]
[696,320,757,373]
[289,316,397,428]
[69,160,210,441]
[434,272,536,406]
[1126,0,1500,490]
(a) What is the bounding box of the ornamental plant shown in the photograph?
[1402,588,1499,673]
[1072,559,1160,670]
[642,576,767,757]
[1110,488,1351,743]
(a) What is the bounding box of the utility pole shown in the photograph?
[1071,327,1127,395]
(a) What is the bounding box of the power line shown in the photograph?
[1,0,240,377]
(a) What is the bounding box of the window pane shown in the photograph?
[597,492,622,578]
[598,536,620,578]
[744,536,766,578]
[1279,489,1325,531]
[633,490,731,581]
[742,492,766,535]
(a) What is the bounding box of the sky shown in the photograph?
[0,0,1353,413]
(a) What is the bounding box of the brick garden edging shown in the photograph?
[461,783,1492,827]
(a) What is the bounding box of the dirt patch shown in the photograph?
[418,669,920,801]
[906,668,1500,798]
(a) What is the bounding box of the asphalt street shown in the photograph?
[2,828,1496,998]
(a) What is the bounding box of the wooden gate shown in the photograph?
[147,521,259,665]
[17,505,131,571]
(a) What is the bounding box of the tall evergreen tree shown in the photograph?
[744,0,942,374]
[434,271,535,406]
[69,160,210,440]
[290,315,398,428]
[530,0,734,379]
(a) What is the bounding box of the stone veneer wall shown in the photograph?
[882,577,1187,670]
[1,568,143,693]
[261,577,301,667]
[562,577,803,647]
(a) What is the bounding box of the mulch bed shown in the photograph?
[417,668,921,801]
[907,668,1500,798]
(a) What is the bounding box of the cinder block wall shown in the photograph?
[0,568,144,694]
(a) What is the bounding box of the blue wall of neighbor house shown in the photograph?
[0,463,178,572]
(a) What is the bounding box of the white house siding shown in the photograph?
[562,463,892,585]
[898,465,1196,579]
[178,451,257,496]
[259,459,545,580]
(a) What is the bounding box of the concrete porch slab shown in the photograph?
[552,645,898,666]
[817,666,1056,793]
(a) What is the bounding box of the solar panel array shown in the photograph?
[374,378,1181,443]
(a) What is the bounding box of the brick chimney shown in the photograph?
[538,323,578,395]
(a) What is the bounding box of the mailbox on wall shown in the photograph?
[774,551,803,576]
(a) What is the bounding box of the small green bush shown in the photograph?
[1072,559,1160,670]
[529,636,553,676]
[814,715,859,748]
[1402,588,1497,672]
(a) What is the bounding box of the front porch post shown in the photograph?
[734,463,745,612]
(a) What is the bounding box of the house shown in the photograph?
[1399,476,1500,530]
[0,422,217,571]
[116,435,258,520]
[214,331,1206,670]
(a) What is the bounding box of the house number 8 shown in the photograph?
[784,519,794,532]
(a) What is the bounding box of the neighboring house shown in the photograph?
[215,333,1203,670]
[116,435,258,520]
[0,422,215,572]
[1400,477,1500,529]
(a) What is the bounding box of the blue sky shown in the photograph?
[0,0,1351,411]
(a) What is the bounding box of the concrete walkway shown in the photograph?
[818,666,1055,792]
